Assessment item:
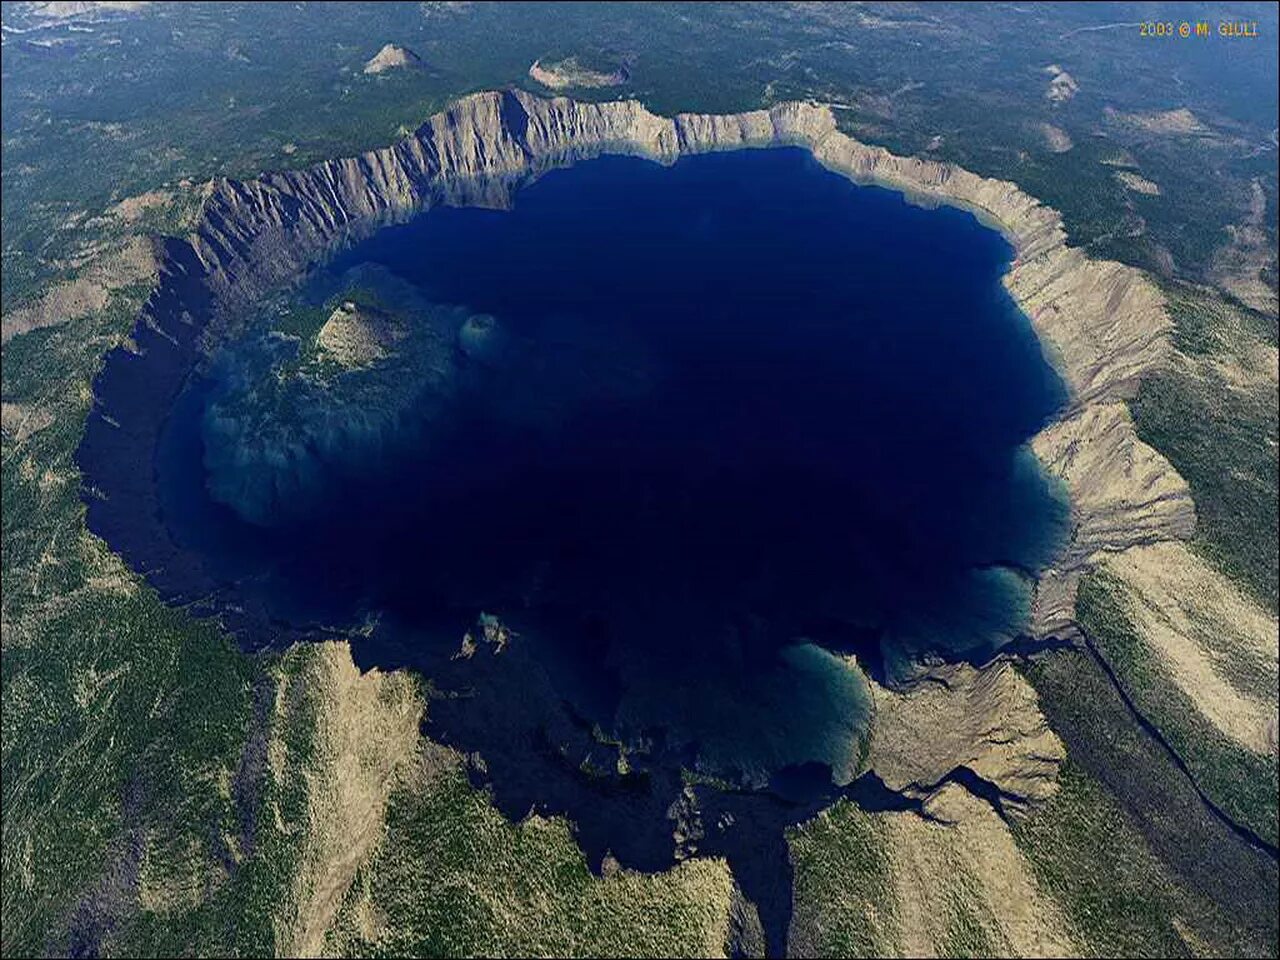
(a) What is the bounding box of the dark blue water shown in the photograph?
[140,147,1068,952]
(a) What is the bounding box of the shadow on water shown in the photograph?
[82,148,1072,955]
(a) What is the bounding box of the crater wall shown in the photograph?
[82,88,1192,646]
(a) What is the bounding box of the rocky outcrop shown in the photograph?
[363,43,422,75]
[315,301,404,368]
[528,57,627,90]
[865,661,1066,819]
[1031,403,1195,636]
[1043,65,1080,103]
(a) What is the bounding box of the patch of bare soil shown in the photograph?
[1,235,156,344]
[1115,170,1160,196]
[277,642,423,957]
[1212,179,1279,316]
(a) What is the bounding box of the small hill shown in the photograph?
[315,301,403,368]
[363,43,423,76]
[1042,64,1079,103]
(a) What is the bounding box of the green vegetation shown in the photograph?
[1162,283,1279,357]
[1012,763,1212,958]
[935,871,1000,959]
[786,800,898,957]
[1075,572,1279,847]
[0,262,737,957]
[787,801,1019,958]
[272,302,331,348]
[3,4,1276,954]
[1020,650,1278,958]
[323,763,734,958]
[1,286,258,955]
[198,267,463,528]
[4,4,1275,312]
[1130,287,1279,611]
[111,656,314,958]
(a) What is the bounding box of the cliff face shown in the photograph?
[867,659,1066,819]
[188,91,821,307]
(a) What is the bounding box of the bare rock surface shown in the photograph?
[529,56,627,90]
[363,43,422,75]
[1042,65,1079,103]
[22,1,149,20]
[881,785,1079,957]
[866,661,1066,815]
[272,642,423,958]
[1213,178,1279,315]
[315,301,404,368]
[1031,402,1195,636]
[1103,541,1279,756]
